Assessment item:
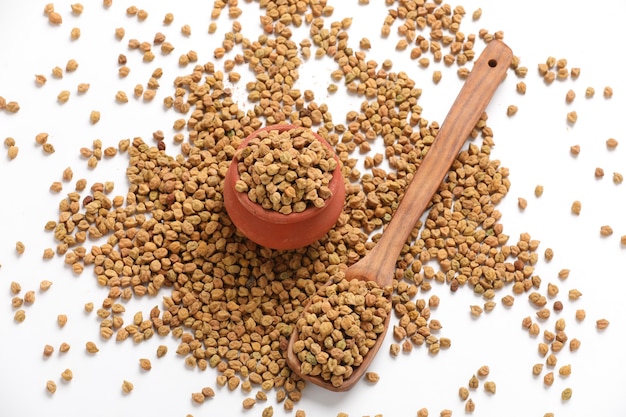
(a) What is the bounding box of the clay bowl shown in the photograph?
[223,124,345,250]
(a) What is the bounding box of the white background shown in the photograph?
[1,1,625,416]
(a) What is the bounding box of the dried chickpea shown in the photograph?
[561,388,572,400]
[46,380,57,394]
[506,105,518,116]
[596,319,609,329]
[90,111,101,124]
[432,71,442,84]
[477,365,490,378]
[86,341,99,353]
[6,139,22,158]
[24,291,35,304]
[483,381,496,394]
[242,398,256,409]
[43,344,54,357]
[568,289,582,300]
[470,305,483,317]
[66,59,78,72]
[35,74,48,85]
[566,111,577,124]
[48,12,63,24]
[57,90,70,103]
[365,372,380,383]
[61,368,73,381]
[139,358,152,371]
[43,3,54,15]
[544,372,554,386]
[15,241,25,255]
[52,66,63,78]
[122,380,134,394]
[559,364,572,377]
[14,310,26,323]
[606,138,619,149]
[595,167,605,178]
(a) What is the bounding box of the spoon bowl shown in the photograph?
[286,40,513,392]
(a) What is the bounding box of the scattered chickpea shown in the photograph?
[506,105,518,116]
[122,380,134,394]
[365,372,380,383]
[566,111,578,124]
[46,380,57,394]
[596,319,610,329]
[600,225,613,237]
[61,368,73,381]
[139,358,152,371]
[595,167,605,178]
[48,12,63,25]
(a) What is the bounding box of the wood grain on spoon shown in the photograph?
[287,40,513,392]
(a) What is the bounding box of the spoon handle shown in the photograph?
[351,40,512,287]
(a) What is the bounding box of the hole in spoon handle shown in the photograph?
[478,40,512,76]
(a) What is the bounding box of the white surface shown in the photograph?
[1,1,625,416]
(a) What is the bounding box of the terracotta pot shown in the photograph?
[224,124,345,250]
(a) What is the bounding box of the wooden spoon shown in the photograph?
[286,40,513,392]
